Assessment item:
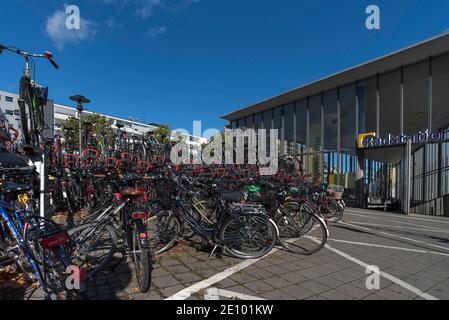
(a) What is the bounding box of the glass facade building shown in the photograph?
[223,34,449,216]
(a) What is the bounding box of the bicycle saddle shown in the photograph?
[215,189,243,203]
[120,188,145,198]
[1,182,33,195]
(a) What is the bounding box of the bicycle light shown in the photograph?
[132,212,148,220]
[43,51,53,59]
[40,232,69,249]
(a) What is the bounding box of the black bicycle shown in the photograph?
[0,44,59,152]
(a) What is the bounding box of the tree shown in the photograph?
[145,124,172,144]
[60,113,114,152]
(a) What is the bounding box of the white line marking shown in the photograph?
[346,221,449,234]
[204,287,265,300]
[338,221,449,253]
[165,248,282,300]
[327,238,449,257]
[345,208,449,225]
[345,212,449,232]
[316,240,439,300]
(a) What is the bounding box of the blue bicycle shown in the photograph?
[0,167,83,300]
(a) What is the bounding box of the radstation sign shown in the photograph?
[358,129,449,149]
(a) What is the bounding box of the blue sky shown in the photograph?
[1,0,449,134]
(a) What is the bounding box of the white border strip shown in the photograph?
[327,238,449,257]
[339,221,449,252]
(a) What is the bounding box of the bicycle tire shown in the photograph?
[219,214,277,259]
[68,222,117,278]
[131,224,152,293]
[146,211,181,255]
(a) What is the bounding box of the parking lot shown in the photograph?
[14,208,449,300]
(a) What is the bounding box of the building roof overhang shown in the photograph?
[222,33,449,122]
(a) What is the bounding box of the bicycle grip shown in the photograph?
[48,58,59,69]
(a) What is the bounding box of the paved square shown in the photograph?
[5,208,449,300]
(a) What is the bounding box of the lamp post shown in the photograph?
[69,95,90,158]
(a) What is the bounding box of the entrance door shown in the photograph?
[362,147,403,211]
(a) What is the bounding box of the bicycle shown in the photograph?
[0,44,59,153]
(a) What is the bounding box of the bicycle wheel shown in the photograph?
[320,200,344,223]
[146,210,181,255]
[219,214,277,259]
[131,224,152,293]
[68,222,117,278]
[280,206,328,255]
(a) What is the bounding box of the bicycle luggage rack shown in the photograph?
[232,203,266,214]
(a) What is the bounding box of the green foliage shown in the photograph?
[60,113,114,151]
[145,124,172,144]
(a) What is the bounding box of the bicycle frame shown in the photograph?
[0,203,47,291]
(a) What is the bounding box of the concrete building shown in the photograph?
[223,33,449,216]
[0,90,208,150]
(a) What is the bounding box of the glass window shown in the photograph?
[308,95,323,180]
[5,96,13,102]
[254,113,263,130]
[273,107,283,153]
[432,54,449,131]
[295,99,307,147]
[340,84,356,150]
[263,110,272,131]
[284,103,295,154]
[323,90,338,151]
[14,110,20,116]
[230,121,236,129]
[308,95,322,152]
[245,115,253,130]
[404,61,429,135]
[5,110,14,115]
[357,77,378,134]
[379,70,401,136]
[236,118,244,129]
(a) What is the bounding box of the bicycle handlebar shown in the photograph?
[0,44,59,69]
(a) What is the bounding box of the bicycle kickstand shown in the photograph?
[205,245,219,265]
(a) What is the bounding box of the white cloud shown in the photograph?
[136,0,163,19]
[45,9,97,50]
[147,25,167,38]
[101,0,199,19]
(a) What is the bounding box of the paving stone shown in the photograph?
[261,289,295,300]
[229,272,258,284]
[262,276,293,289]
[246,268,273,280]
[173,272,203,283]
[152,274,181,288]
[281,285,315,299]
[315,275,345,288]
[167,264,192,274]
[336,284,371,299]
[159,284,185,298]
[300,280,332,295]
[216,277,239,289]
[159,259,183,267]
[319,289,353,300]
[279,271,308,284]
[375,288,413,300]
[242,280,276,294]
[259,264,289,275]
[298,268,322,280]
[279,262,303,272]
